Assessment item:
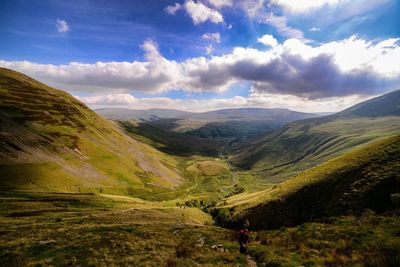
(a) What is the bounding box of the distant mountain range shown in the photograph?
[97,107,320,148]
[96,107,318,123]
[95,108,193,121]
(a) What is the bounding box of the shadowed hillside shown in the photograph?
[223,134,400,229]
[97,108,319,147]
[230,90,400,182]
[119,120,223,156]
[0,68,183,195]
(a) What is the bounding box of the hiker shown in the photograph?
[238,228,250,254]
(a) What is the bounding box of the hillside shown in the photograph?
[230,90,400,182]
[119,120,223,156]
[98,107,319,151]
[0,68,184,195]
[95,108,194,121]
[222,134,400,229]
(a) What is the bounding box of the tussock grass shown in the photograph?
[0,192,246,266]
[248,214,400,267]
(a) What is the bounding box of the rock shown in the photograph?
[195,237,205,247]
[211,244,225,252]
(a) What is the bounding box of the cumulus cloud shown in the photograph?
[77,92,375,113]
[183,0,224,24]
[202,32,221,43]
[207,0,233,8]
[1,36,399,100]
[56,19,69,33]
[164,3,182,15]
[309,27,320,32]
[258,34,278,47]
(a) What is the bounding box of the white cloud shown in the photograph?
[164,3,182,15]
[77,92,374,113]
[56,19,69,33]
[236,0,266,18]
[263,13,307,41]
[271,0,342,13]
[79,94,138,106]
[202,32,221,43]
[183,0,224,24]
[205,44,214,55]
[1,36,399,100]
[309,27,320,32]
[207,0,233,8]
[257,34,278,47]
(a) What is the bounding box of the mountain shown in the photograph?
[98,107,319,151]
[230,90,400,182]
[96,108,194,121]
[97,107,317,123]
[0,68,183,195]
[222,134,400,229]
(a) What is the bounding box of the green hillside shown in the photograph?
[98,107,319,148]
[119,120,222,156]
[230,90,400,183]
[222,134,400,229]
[0,68,184,195]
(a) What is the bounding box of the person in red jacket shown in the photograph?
[238,228,250,254]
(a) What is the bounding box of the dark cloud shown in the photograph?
[242,53,398,98]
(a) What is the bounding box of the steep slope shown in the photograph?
[223,134,400,229]
[230,90,400,182]
[119,120,222,156]
[0,68,183,194]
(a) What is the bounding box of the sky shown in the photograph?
[0,0,399,113]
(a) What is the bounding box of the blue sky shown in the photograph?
[0,0,399,112]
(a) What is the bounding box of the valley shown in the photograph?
[1,68,399,266]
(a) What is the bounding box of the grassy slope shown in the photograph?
[0,68,183,195]
[0,192,248,266]
[248,214,400,267]
[119,120,222,156]
[223,134,400,229]
[230,90,400,183]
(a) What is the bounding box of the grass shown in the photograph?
[119,120,222,156]
[248,213,400,267]
[0,192,247,266]
[231,111,400,184]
